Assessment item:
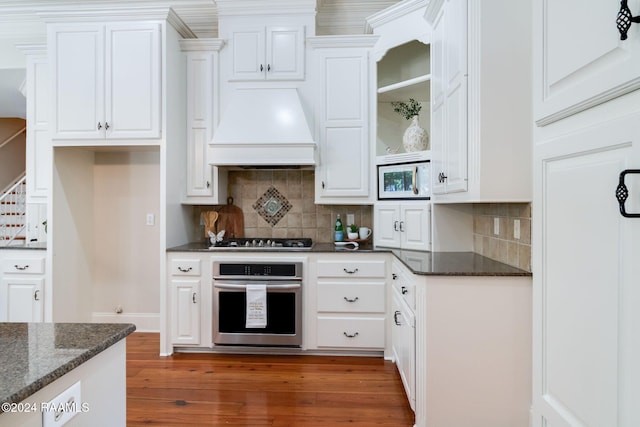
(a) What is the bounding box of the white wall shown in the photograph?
[0,39,25,68]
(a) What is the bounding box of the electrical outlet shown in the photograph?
[494,217,500,236]
[514,219,521,240]
[146,213,155,226]
[347,213,355,226]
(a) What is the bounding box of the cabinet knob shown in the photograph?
[322,181,325,189]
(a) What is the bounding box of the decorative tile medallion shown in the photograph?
[253,185,292,226]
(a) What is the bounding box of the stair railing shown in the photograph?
[0,174,27,246]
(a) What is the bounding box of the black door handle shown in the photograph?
[616,169,640,217]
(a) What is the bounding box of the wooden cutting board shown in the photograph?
[216,197,244,238]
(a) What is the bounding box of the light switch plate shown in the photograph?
[494,217,500,235]
[514,219,521,240]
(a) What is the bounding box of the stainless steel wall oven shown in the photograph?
[212,261,302,347]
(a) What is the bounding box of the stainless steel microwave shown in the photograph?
[378,161,431,200]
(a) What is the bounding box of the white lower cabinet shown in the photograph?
[167,254,211,348]
[374,201,431,251]
[0,250,46,322]
[390,257,416,411]
[309,254,387,351]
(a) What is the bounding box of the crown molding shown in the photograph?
[179,38,225,52]
[365,0,429,33]
[307,34,379,49]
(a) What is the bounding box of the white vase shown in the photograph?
[402,116,429,152]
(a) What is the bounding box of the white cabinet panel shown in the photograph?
[535,0,640,125]
[311,38,376,204]
[49,22,161,142]
[171,279,201,345]
[230,26,304,81]
[1,278,44,322]
[374,201,431,251]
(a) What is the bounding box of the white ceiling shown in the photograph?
[0,0,399,118]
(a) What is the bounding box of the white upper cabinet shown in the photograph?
[230,25,305,81]
[534,0,640,125]
[180,39,228,204]
[49,22,161,142]
[429,0,467,195]
[426,0,532,202]
[18,44,51,202]
[310,36,378,204]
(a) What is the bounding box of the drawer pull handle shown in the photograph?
[343,268,359,274]
[394,310,402,326]
[343,332,359,338]
[343,296,359,303]
[14,264,29,271]
[178,266,193,273]
[401,286,408,295]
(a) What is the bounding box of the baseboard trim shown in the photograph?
[92,312,160,332]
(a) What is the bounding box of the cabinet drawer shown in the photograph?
[170,259,201,276]
[317,316,385,349]
[2,257,45,274]
[317,282,385,313]
[317,260,386,278]
[392,272,415,310]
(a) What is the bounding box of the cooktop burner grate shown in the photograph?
[209,238,313,249]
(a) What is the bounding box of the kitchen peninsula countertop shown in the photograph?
[167,242,531,276]
[0,322,135,409]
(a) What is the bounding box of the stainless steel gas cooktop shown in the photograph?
[209,238,313,250]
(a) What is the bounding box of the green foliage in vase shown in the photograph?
[349,224,358,232]
[391,98,422,120]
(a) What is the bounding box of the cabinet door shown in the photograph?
[266,26,305,80]
[0,278,43,322]
[230,27,266,80]
[401,203,431,251]
[105,23,161,139]
[171,279,201,345]
[316,49,370,202]
[535,0,640,125]
[25,50,51,202]
[186,52,214,197]
[49,23,105,140]
[430,0,467,195]
[533,115,640,427]
[392,289,416,411]
[374,203,401,248]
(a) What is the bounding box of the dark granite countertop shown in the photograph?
[0,242,47,250]
[0,323,135,409]
[167,242,530,276]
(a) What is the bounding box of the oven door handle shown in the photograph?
[213,283,301,290]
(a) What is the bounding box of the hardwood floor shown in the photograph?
[126,333,414,426]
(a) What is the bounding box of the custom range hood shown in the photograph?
[209,88,316,167]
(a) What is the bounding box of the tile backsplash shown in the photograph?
[193,170,372,243]
[472,203,531,271]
